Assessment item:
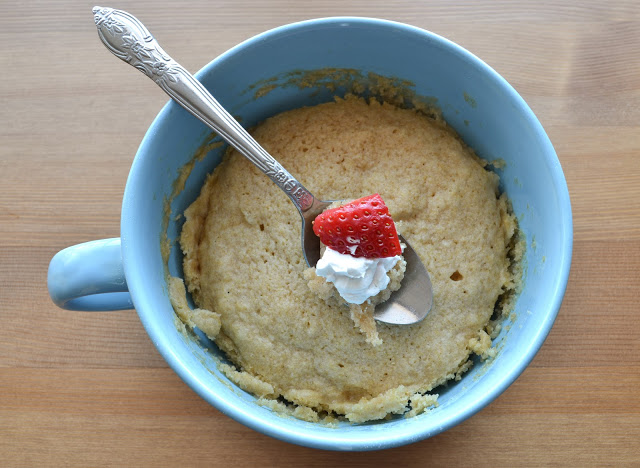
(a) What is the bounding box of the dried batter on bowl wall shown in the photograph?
[169,94,523,423]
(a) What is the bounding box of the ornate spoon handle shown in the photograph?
[92,6,316,212]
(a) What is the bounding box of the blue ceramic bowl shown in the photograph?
[51,17,572,450]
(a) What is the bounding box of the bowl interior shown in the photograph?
[121,18,572,451]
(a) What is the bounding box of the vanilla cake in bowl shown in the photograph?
[119,18,571,450]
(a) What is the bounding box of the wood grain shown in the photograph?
[1,0,638,466]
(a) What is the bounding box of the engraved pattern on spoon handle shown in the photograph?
[92,6,315,212]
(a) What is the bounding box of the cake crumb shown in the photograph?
[468,329,495,360]
[345,386,412,423]
[405,393,439,418]
[219,363,275,399]
[168,276,221,339]
[349,302,382,346]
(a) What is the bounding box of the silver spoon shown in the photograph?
[92,7,432,324]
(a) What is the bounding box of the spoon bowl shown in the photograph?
[93,6,433,324]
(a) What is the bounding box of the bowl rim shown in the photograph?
[121,16,573,451]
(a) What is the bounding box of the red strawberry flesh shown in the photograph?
[312,194,402,259]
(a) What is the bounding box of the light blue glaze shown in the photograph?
[47,238,132,311]
[47,18,572,450]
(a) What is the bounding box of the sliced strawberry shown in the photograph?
[312,193,402,259]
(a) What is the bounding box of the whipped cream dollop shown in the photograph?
[315,247,402,304]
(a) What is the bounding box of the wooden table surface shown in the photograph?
[2,0,639,466]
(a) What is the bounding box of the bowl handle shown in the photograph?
[47,238,133,311]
